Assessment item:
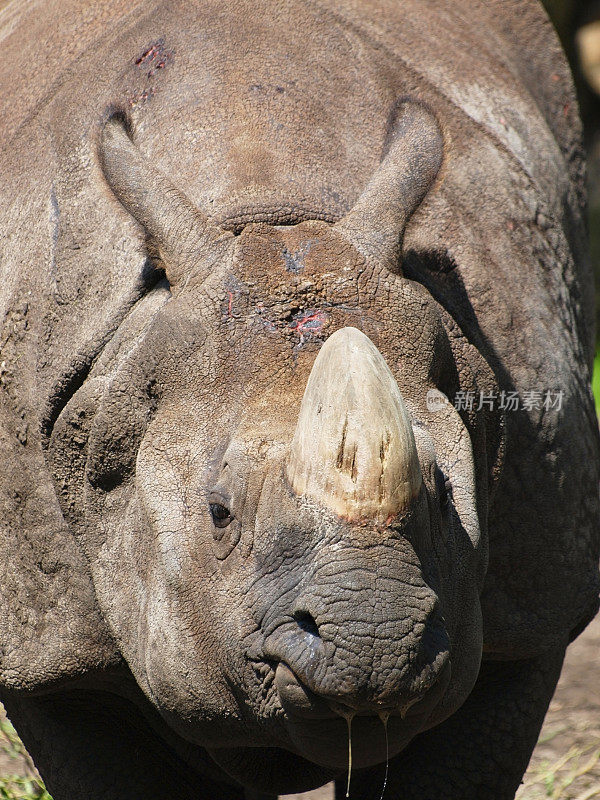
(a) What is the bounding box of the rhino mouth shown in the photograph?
[269,658,452,770]
[274,661,449,721]
[206,655,450,793]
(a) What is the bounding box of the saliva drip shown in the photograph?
[345,712,354,799]
[330,703,354,799]
[377,711,390,800]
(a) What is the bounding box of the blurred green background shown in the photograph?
[541,0,600,413]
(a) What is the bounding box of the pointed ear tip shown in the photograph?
[100,124,122,157]
[397,98,442,129]
[101,111,133,148]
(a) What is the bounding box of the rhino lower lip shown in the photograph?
[273,660,453,771]
[274,661,449,721]
[275,662,339,719]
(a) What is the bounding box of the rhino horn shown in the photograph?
[334,101,443,273]
[100,114,233,286]
[286,327,422,521]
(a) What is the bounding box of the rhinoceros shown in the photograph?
[0,0,598,798]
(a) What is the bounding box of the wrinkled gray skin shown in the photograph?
[0,1,599,798]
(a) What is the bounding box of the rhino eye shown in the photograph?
[209,502,233,528]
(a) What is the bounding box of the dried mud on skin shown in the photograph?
[2,615,599,800]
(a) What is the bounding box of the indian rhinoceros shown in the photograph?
[1,0,598,798]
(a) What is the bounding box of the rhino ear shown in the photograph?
[100,113,234,286]
[334,101,443,272]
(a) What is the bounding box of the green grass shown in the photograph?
[0,718,51,800]
[593,351,600,417]
[0,776,52,800]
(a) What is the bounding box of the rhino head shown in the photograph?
[48,102,497,794]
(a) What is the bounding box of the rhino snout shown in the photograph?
[263,577,451,720]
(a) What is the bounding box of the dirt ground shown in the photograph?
[515,614,600,800]
[1,615,599,799]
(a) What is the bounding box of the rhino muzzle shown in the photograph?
[262,548,451,769]
[253,327,451,767]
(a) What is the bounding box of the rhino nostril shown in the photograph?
[293,609,320,638]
